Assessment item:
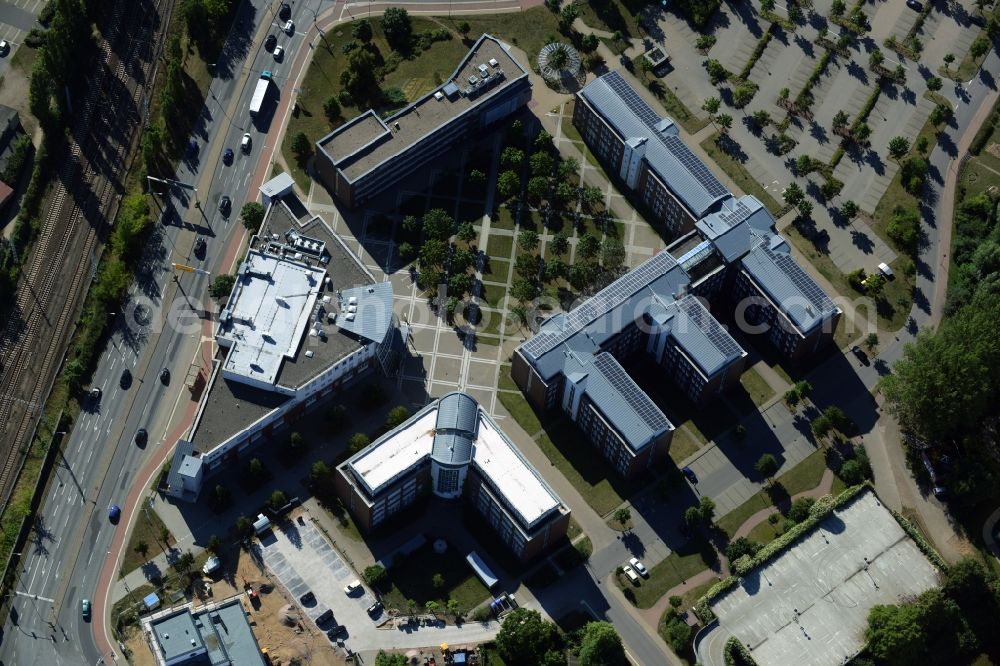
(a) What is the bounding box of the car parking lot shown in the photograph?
[254,510,507,652]
[0,0,44,74]
[254,513,380,643]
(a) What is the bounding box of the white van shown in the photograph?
[622,565,640,585]
[877,262,894,278]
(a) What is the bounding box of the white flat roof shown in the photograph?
[220,251,324,385]
[350,409,437,492]
[710,489,941,666]
[473,415,560,527]
[347,401,562,529]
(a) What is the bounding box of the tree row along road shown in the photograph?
[0,0,161,508]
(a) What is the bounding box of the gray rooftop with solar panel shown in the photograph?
[518,69,842,453]
[699,489,941,666]
[579,71,730,218]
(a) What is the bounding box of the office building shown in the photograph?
[315,34,531,207]
[335,392,571,562]
[166,185,404,501]
[144,598,265,666]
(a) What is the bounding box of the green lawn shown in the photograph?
[492,206,518,231]
[439,10,562,68]
[497,390,544,437]
[487,233,514,259]
[482,257,510,279]
[623,537,718,608]
[120,509,175,578]
[701,133,782,214]
[497,365,518,392]
[669,427,703,465]
[576,0,644,38]
[282,19,470,190]
[379,545,491,617]
[479,282,507,308]
[739,368,776,407]
[716,448,833,537]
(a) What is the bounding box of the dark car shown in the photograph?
[851,345,870,365]
[264,34,277,52]
[109,505,121,523]
[300,591,315,605]
[120,369,132,388]
[906,0,922,9]
[218,195,231,215]
[194,237,206,258]
[223,148,234,165]
[135,428,147,445]
[81,599,91,621]
[279,3,291,20]
[366,601,382,617]
[187,139,198,157]
[682,466,698,484]
[160,367,171,384]
[326,625,346,640]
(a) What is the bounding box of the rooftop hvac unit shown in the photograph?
[348,296,358,305]
[434,91,444,101]
[394,122,400,131]
[309,328,318,337]
[478,64,489,76]
[328,313,337,323]
[345,313,355,321]
[347,305,357,313]
[305,350,314,358]
[324,276,332,290]
[322,295,331,304]
[489,58,499,67]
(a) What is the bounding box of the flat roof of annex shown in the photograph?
[317,34,527,183]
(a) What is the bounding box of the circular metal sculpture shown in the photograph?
[538,42,582,89]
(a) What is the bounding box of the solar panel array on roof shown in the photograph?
[766,244,836,312]
[605,71,662,128]
[520,252,679,360]
[677,296,743,359]
[592,353,670,433]
[582,72,729,217]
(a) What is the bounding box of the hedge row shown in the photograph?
[696,484,871,620]
[724,636,760,666]
[738,23,775,81]
[847,85,881,138]
[890,510,949,571]
[795,49,833,110]
[969,101,1000,156]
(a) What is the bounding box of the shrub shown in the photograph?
[887,206,921,251]
[725,537,761,562]
[787,497,815,523]
[364,564,388,588]
[349,433,371,453]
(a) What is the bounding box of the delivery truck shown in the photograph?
[249,71,275,118]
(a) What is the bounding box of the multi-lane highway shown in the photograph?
[0,1,333,663]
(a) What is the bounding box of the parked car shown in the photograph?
[223,148,234,165]
[81,599,91,620]
[279,2,291,20]
[218,195,231,215]
[327,624,346,639]
[134,428,147,445]
[682,466,698,484]
[264,34,277,52]
[906,0,922,9]
[0,40,10,56]
[622,565,640,585]
[366,601,382,617]
[344,580,362,595]
[108,504,121,523]
[851,345,870,365]
[920,450,949,498]
[300,591,315,605]
[284,19,294,34]
[629,557,648,577]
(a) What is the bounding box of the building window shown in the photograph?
[437,468,459,494]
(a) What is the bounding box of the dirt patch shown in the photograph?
[986,142,1000,160]
[128,545,346,665]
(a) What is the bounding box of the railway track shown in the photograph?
[0,0,169,507]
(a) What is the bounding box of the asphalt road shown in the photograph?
[0,1,332,664]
